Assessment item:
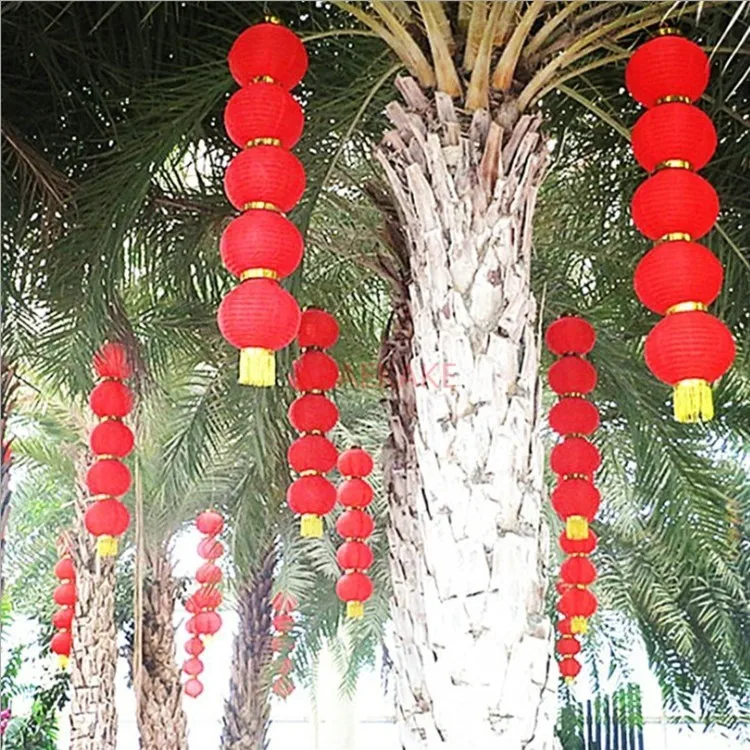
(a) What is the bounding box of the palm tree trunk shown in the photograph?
[135,547,188,750]
[376,77,557,749]
[221,546,275,750]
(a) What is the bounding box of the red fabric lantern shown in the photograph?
[84,499,130,548]
[184,678,204,698]
[185,637,205,657]
[550,438,601,478]
[197,537,224,560]
[273,614,295,633]
[558,587,598,634]
[287,434,338,474]
[336,541,374,571]
[556,580,571,596]
[335,571,373,619]
[625,35,709,109]
[556,618,574,636]
[631,169,718,241]
[634,241,723,315]
[297,308,340,349]
[192,611,222,636]
[228,22,308,90]
[54,558,76,581]
[51,631,72,657]
[271,675,296,699]
[195,563,222,585]
[52,608,74,630]
[186,587,222,613]
[288,394,339,434]
[547,357,597,396]
[224,83,304,150]
[559,530,598,556]
[336,509,374,540]
[53,583,77,607]
[220,210,303,281]
[551,479,600,540]
[291,351,339,392]
[337,447,374,478]
[93,342,132,379]
[196,510,224,537]
[556,638,581,657]
[89,420,134,458]
[86,459,132,497]
[89,381,133,418]
[224,146,305,212]
[545,317,595,356]
[631,103,716,172]
[548,398,600,437]
[558,657,582,680]
[560,556,597,586]
[183,657,204,676]
[287,475,336,537]
[337,478,374,509]
[644,310,735,422]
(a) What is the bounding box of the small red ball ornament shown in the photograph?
[89,381,133,418]
[297,308,340,349]
[197,537,224,560]
[184,678,204,698]
[196,510,224,537]
[195,563,222,585]
[559,530,598,556]
[89,420,134,458]
[335,571,373,619]
[287,434,338,474]
[51,631,72,657]
[53,583,77,607]
[550,438,601,478]
[336,541,374,571]
[548,398,600,437]
[291,351,339,392]
[185,637,205,657]
[545,317,595,356]
[560,556,597,586]
[337,478,374,509]
[556,637,581,657]
[336,509,375,540]
[288,394,339,434]
[337,447,374,478]
[52,608,74,630]
[547,357,597,396]
[559,656,582,681]
[54,558,76,581]
[183,657,204,676]
[86,459,132,497]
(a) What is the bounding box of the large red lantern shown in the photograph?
[288,434,338,474]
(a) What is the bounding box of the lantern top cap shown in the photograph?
[656,26,682,37]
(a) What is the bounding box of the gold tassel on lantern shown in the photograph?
[300,514,323,539]
[673,378,713,423]
[346,600,364,619]
[239,348,275,387]
[57,654,69,670]
[570,616,588,635]
[97,535,118,557]
[566,516,589,541]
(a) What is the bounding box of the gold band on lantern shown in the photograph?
[655,94,691,105]
[656,26,681,37]
[90,494,116,502]
[100,416,123,423]
[265,15,282,24]
[243,201,281,212]
[560,392,585,399]
[95,454,118,461]
[240,268,278,281]
[562,473,590,481]
[246,137,282,148]
[655,159,693,171]
[666,301,707,315]
[299,469,321,477]
[655,232,692,245]
[252,75,277,84]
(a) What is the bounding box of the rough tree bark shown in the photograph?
[376,77,557,750]
[134,547,188,750]
[221,546,275,750]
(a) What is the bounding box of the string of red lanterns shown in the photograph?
[626,30,735,423]
[218,19,309,387]
[545,316,601,682]
[183,510,225,698]
[287,309,341,538]
[335,447,375,620]
[269,592,298,699]
[51,549,76,670]
[84,343,133,557]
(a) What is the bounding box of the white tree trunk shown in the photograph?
[378,78,557,750]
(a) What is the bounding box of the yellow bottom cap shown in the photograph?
[97,535,118,557]
[674,379,713,423]
[300,514,323,538]
[566,516,589,541]
[239,348,275,387]
[346,601,364,619]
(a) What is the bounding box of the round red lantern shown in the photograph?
[185,637,205,657]
[644,310,735,422]
[625,34,709,109]
[183,657,204,676]
[93,342,132,379]
[184,678,204,698]
[634,241,723,315]
[297,308,340,349]
[196,563,222,585]
[228,22,308,90]
[291,351,339,392]
[551,479,600,539]
[288,394,339,434]
[224,82,304,150]
[556,637,581,657]
[52,608,74,630]
[187,587,222,613]
[287,434,338,474]
[559,529,598,556]
[54,558,75,581]
[545,317,595,356]
[550,438,601,478]
[631,169,718,241]
[54,583,77,607]
[547,357,597,396]
[336,509,375,540]
[197,537,224,560]
[196,510,224,536]
[51,631,72,658]
[224,146,305,212]
[220,210,303,281]
[556,618,574,636]
[548,398,600,437]
[337,478,374,509]
[89,420,134,458]
[337,447,374,478]
[559,656,582,681]
[89,381,133,418]
[631,103,716,172]
[192,611,222,636]
[287,475,336,537]
[86,459,132,497]
[335,571,373,619]
[560,556,597,586]
[85,499,130,555]
[336,541,374,571]
[558,587,598,634]
[273,614,294,633]
[272,675,296,698]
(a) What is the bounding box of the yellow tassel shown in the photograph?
[239,348,275,387]
[300,514,323,538]
[564,676,575,685]
[673,379,713,423]
[97,535,118,557]
[346,600,364,619]
[571,616,588,635]
[566,516,589,541]
[57,655,69,670]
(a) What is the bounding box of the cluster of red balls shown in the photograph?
[269,592,298,699]
[335,448,375,620]
[546,316,601,682]
[84,343,133,557]
[627,31,734,423]
[50,550,76,669]
[218,20,309,387]
[287,309,341,539]
[183,510,225,699]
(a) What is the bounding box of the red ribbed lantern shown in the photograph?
[195,563,222,585]
[547,357,597,396]
[54,558,75,581]
[550,438,601,478]
[272,675,296,699]
[89,381,133,418]
[196,510,224,536]
[184,678,204,698]
[224,83,304,150]
[625,35,709,109]
[631,169,718,241]
[220,210,303,280]
[559,656,582,681]
[186,587,223,613]
[52,608,74,630]
[89,420,134,458]
[336,541,374,571]
[86,459,131,497]
[556,618,574,636]
[183,657,204,676]
[545,317,595,356]
[291,351,339,392]
[297,308,340,349]
[287,435,338,474]
[197,537,224,560]
[51,631,72,659]
[644,311,735,422]
[336,509,375,540]
[84,499,130,538]
[185,637,205,657]
[228,22,308,90]
[273,614,295,633]
[631,103,716,172]
[338,447,374,478]
[548,398,600,436]
[192,611,222,636]
[551,480,600,540]
[558,587,598,634]
[288,394,339,433]
[560,556,597,586]
[338,478,374,509]
[53,583,77,607]
[287,476,337,518]
[559,530,598,556]
[634,241,723,315]
[335,571,373,619]
[556,637,581,657]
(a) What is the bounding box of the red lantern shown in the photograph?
[183,657,204,676]
[631,169,718,241]
[288,394,339,434]
[291,351,339,392]
[548,398,599,437]
[54,558,75,581]
[634,241,723,315]
[184,678,204,698]
[185,637,205,657]
[559,530,598,556]
[196,510,224,537]
[186,587,222,613]
[556,580,571,596]
[271,592,298,614]
[558,587,598,634]
[336,541,374,571]
[287,434,338,474]
[550,438,601,478]
[631,103,716,172]
[197,537,224,560]
[271,675,296,699]
[196,563,222,585]
[335,571,373,619]
[625,34,709,109]
[84,499,130,555]
[51,631,72,658]
[336,509,374,540]
[228,22,308,90]
[192,611,222,636]
[86,459,132,497]
[224,83,304,150]
[89,381,133,418]
[545,317,595,356]
[556,618,574,636]
[337,478,374,509]
[273,613,295,633]
[558,656,582,681]
[337,447,374,478]
[89,420,134,457]
[93,342,132,379]
[54,583,77,607]
[560,556,597,586]
[547,357,597,396]
[52,608,74,630]
[551,479,600,540]
[287,475,336,537]
[297,308,340,349]
[644,310,735,422]
[224,146,305,213]
[556,637,581,657]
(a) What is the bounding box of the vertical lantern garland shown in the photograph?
[218,20,309,387]
[546,316,600,681]
[84,343,134,557]
[51,551,76,669]
[183,510,225,698]
[287,309,340,538]
[626,30,735,423]
[269,592,298,699]
[335,447,375,620]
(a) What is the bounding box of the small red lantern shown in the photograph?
[550,438,601,478]
[52,608,74,630]
[560,556,597,586]
[558,656,582,682]
[54,558,75,581]
[84,499,130,549]
[184,678,204,698]
[556,618,574,636]
[551,480,600,540]
[548,398,599,437]
[559,530,598,556]
[335,571,373,620]
[273,614,295,633]
[291,351,339,392]
[271,675,296,699]
[336,541,374,571]
[93,342,132,379]
[297,308,340,349]
[547,357,597,396]
[558,587,598,634]
[271,592,298,614]
[51,631,72,662]
[183,657,204,677]
[287,434,338,474]
[556,637,581,657]
[288,395,339,435]
[337,478,374,509]
[89,420,134,457]
[186,587,223,613]
[545,316,595,356]
[192,611,222,636]
[196,510,224,536]
[85,459,132,497]
[336,509,375,540]
[287,476,337,536]
[54,582,77,607]
[196,563,222,585]
[185,637,205,657]
[197,537,224,560]
[337,447,374,478]
[89,381,133,418]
